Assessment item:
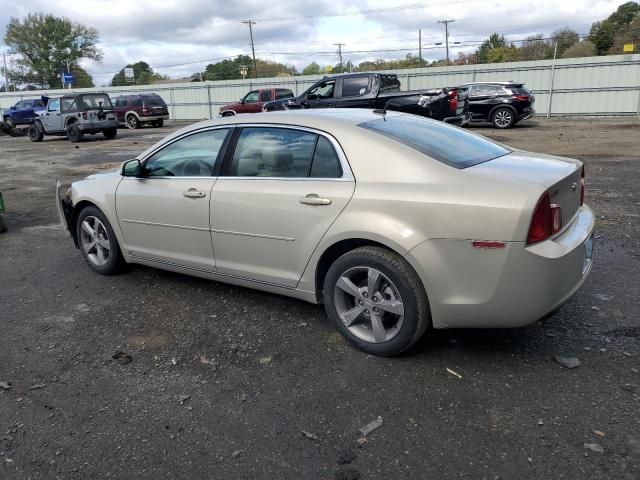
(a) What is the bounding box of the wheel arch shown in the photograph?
[70,200,99,247]
[125,111,140,120]
[313,238,405,303]
[489,103,517,120]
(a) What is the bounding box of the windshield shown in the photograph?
[359,115,510,169]
[79,94,112,110]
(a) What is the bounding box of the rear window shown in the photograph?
[380,75,400,93]
[79,94,112,110]
[142,95,166,107]
[359,115,510,169]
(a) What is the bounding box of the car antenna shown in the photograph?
[372,108,386,119]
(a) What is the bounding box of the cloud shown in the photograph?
[0,0,628,86]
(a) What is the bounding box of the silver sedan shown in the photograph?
[57,109,594,356]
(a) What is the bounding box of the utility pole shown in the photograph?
[437,19,455,65]
[66,59,71,89]
[334,43,345,71]
[2,51,10,92]
[418,29,422,68]
[242,20,258,78]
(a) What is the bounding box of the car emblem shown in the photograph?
[571,182,577,192]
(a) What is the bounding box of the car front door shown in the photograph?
[115,127,231,271]
[42,99,63,131]
[238,91,261,113]
[210,126,355,287]
[304,80,337,108]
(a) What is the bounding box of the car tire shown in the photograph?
[0,214,7,233]
[29,123,44,142]
[103,127,117,139]
[4,117,15,130]
[323,246,430,356]
[492,107,516,129]
[126,114,139,129]
[76,206,126,275]
[153,119,164,127]
[67,124,84,143]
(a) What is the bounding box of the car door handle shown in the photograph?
[327,103,335,107]
[299,194,331,206]
[183,189,206,199]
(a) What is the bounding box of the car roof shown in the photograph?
[459,81,524,86]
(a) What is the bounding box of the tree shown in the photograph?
[608,14,640,53]
[589,2,640,54]
[453,51,478,65]
[561,40,597,58]
[302,62,322,75]
[519,34,551,61]
[487,46,520,63]
[4,13,102,88]
[551,28,580,57]
[476,33,507,63]
[70,66,94,88]
[111,61,153,86]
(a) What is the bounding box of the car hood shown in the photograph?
[220,102,241,111]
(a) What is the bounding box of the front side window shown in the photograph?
[243,91,259,103]
[144,129,229,177]
[359,115,510,169]
[342,77,371,97]
[34,100,45,107]
[48,99,60,112]
[14,101,27,109]
[115,97,127,107]
[307,80,335,100]
[230,127,317,177]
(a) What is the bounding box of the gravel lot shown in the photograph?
[1,118,639,480]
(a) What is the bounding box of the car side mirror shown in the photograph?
[240,99,245,104]
[10,106,16,110]
[301,100,310,108]
[122,158,142,177]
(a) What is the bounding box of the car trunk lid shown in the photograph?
[470,150,583,227]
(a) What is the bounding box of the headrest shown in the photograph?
[262,149,293,169]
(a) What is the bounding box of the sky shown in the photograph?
[0,0,629,86]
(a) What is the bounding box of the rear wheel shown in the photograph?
[67,124,84,143]
[323,246,430,356]
[29,123,44,142]
[76,206,125,275]
[492,107,516,129]
[152,119,164,127]
[103,127,117,139]
[126,114,139,129]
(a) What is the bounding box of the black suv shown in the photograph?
[457,82,534,128]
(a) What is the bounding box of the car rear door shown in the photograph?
[210,125,355,287]
[336,76,376,109]
[467,85,501,120]
[115,127,232,271]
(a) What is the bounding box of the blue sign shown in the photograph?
[63,73,75,85]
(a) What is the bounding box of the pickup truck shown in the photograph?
[29,93,119,143]
[219,88,294,116]
[2,98,46,129]
[262,73,468,124]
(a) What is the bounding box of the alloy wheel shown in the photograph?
[80,216,111,267]
[494,110,513,128]
[333,267,405,344]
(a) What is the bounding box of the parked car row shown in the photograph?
[220,74,535,129]
[2,92,170,142]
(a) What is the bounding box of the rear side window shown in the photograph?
[342,77,370,97]
[34,100,45,107]
[132,97,143,107]
[115,97,127,107]
[61,98,77,113]
[359,115,510,169]
[260,91,271,102]
[310,137,342,178]
[230,127,317,178]
[379,75,400,93]
[276,89,294,100]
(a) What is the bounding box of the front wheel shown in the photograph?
[492,108,516,129]
[29,124,44,142]
[76,206,126,275]
[323,246,430,356]
[4,117,15,130]
[103,127,117,139]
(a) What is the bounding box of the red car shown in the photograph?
[219,88,294,116]
[112,93,169,129]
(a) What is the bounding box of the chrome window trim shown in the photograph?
[227,123,355,182]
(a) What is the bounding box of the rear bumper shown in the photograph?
[443,112,471,126]
[405,205,595,329]
[518,109,535,122]
[78,120,120,131]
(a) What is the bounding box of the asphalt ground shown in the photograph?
[0,117,639,479]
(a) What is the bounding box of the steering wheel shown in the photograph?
[181,159,212,176]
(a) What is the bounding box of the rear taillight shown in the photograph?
[527,192,563,244]
[514,95,531,102]
[580,165,585,206]
[448,88,458,113]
